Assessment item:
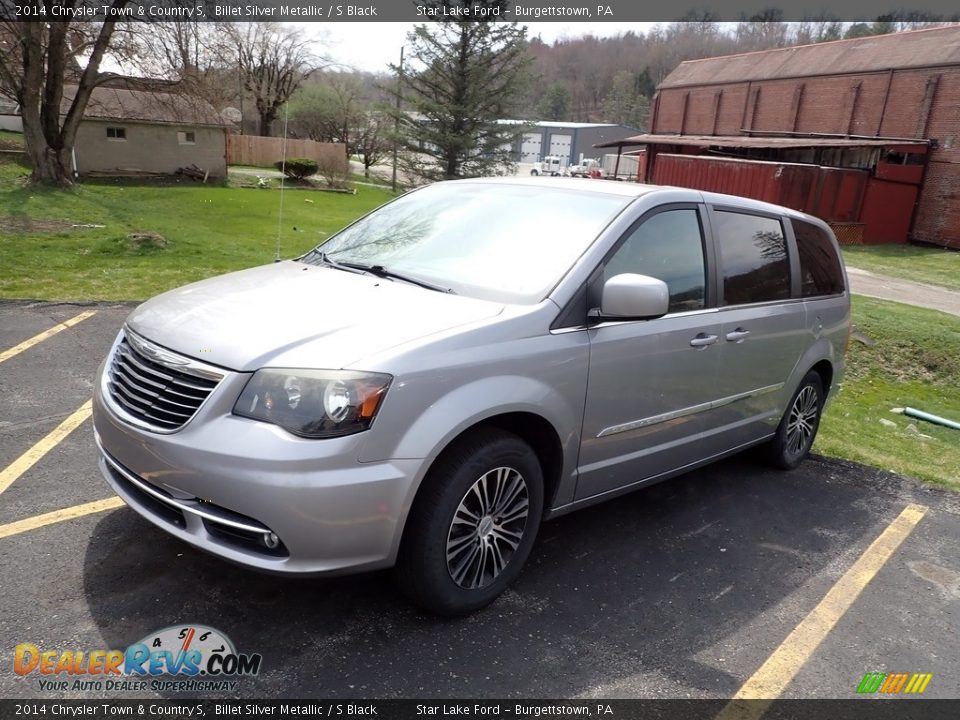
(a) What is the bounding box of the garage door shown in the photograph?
[521,133,542,163]
[548,133,571,159]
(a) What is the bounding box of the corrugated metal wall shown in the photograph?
[650,154,916,244]
[652,62,960,248]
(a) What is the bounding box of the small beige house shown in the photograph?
[65,86,228,178]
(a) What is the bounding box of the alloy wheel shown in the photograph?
[786,385,819,458]
[445,466,530,590]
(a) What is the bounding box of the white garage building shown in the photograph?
[512,121,642,165]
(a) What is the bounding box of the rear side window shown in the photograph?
[792,219,845,297]
[714,211,789,305]
[603,208,706,313]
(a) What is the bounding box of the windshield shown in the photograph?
[302,182,632,303]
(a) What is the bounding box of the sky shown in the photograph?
[313,22,663,74]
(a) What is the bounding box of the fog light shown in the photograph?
[263,532,280,549]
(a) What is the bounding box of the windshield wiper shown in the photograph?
[301,251,455,294]
[300,251,367,275]
[338,261,456,295]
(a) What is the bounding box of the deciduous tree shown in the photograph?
[354,111,390,178]
[288,73,364,152]
[138,23,238,114]
[230,23,320,137]
[0,3,134,186]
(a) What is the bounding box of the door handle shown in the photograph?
[725,328,751,342]
[690,333,718,348]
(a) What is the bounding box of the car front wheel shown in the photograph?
[395,428,544,616]
[768,371,824,469]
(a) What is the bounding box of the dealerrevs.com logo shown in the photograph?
[14,624,262,693]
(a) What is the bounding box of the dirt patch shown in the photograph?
[908,560,960,598]
[0,217,80,234]
[125,231,167,251]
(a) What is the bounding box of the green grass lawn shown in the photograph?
[843,244,960,291]
[2,158,958,489]
[0,129,25,148]
[0,158,394,301]
[816,295,960,490]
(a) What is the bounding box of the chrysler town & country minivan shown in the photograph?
[93,177,850,615]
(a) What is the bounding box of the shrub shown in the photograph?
[316,154,350,189]
[274,158,318,180]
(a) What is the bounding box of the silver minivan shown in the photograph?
[92,177,850,615]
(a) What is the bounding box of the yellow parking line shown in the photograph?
[0,309,97,364]
[715,503,927,720]
[0,400,93,496]
[0,497,124,540]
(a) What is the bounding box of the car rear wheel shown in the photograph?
[768,371,824,470]
[395,428,544,616]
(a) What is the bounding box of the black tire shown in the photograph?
[394,428,544,616]
[530,169,539,176]
[768,371,824,470]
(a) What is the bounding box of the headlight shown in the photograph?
[233,369,392,438]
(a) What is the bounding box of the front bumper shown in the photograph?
[92,363,424,575]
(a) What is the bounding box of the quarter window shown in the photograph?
[792,219,845,297]
[604,209,706,313]
[714,211,790,305]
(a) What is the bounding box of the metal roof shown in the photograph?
[594,134,929,150]
[661,25,960,88]
[534,121,621,129]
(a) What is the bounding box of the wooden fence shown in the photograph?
[227,135,347,171]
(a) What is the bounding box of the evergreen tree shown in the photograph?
[389,1,533,181]
[538,82,570,121]
[601,71,651,130]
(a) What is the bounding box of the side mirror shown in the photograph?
[590,273,669,322]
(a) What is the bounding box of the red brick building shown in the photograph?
[603,26,960,248]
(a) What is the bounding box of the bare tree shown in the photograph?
[0,4,135,186]
[794,20,845,44]
[735,10,790,50]
[229,23,320,137]
[137,23,238,114]
[288,73,364,153]
[645,21,737,87]
[355,112,390,178]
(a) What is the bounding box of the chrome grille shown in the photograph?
[106,330,222,432]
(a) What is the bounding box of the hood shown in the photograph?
[126,261,504,372]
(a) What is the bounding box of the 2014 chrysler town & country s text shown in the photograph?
[93,177,851,615]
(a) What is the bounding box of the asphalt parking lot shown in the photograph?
[1,301,958,702]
